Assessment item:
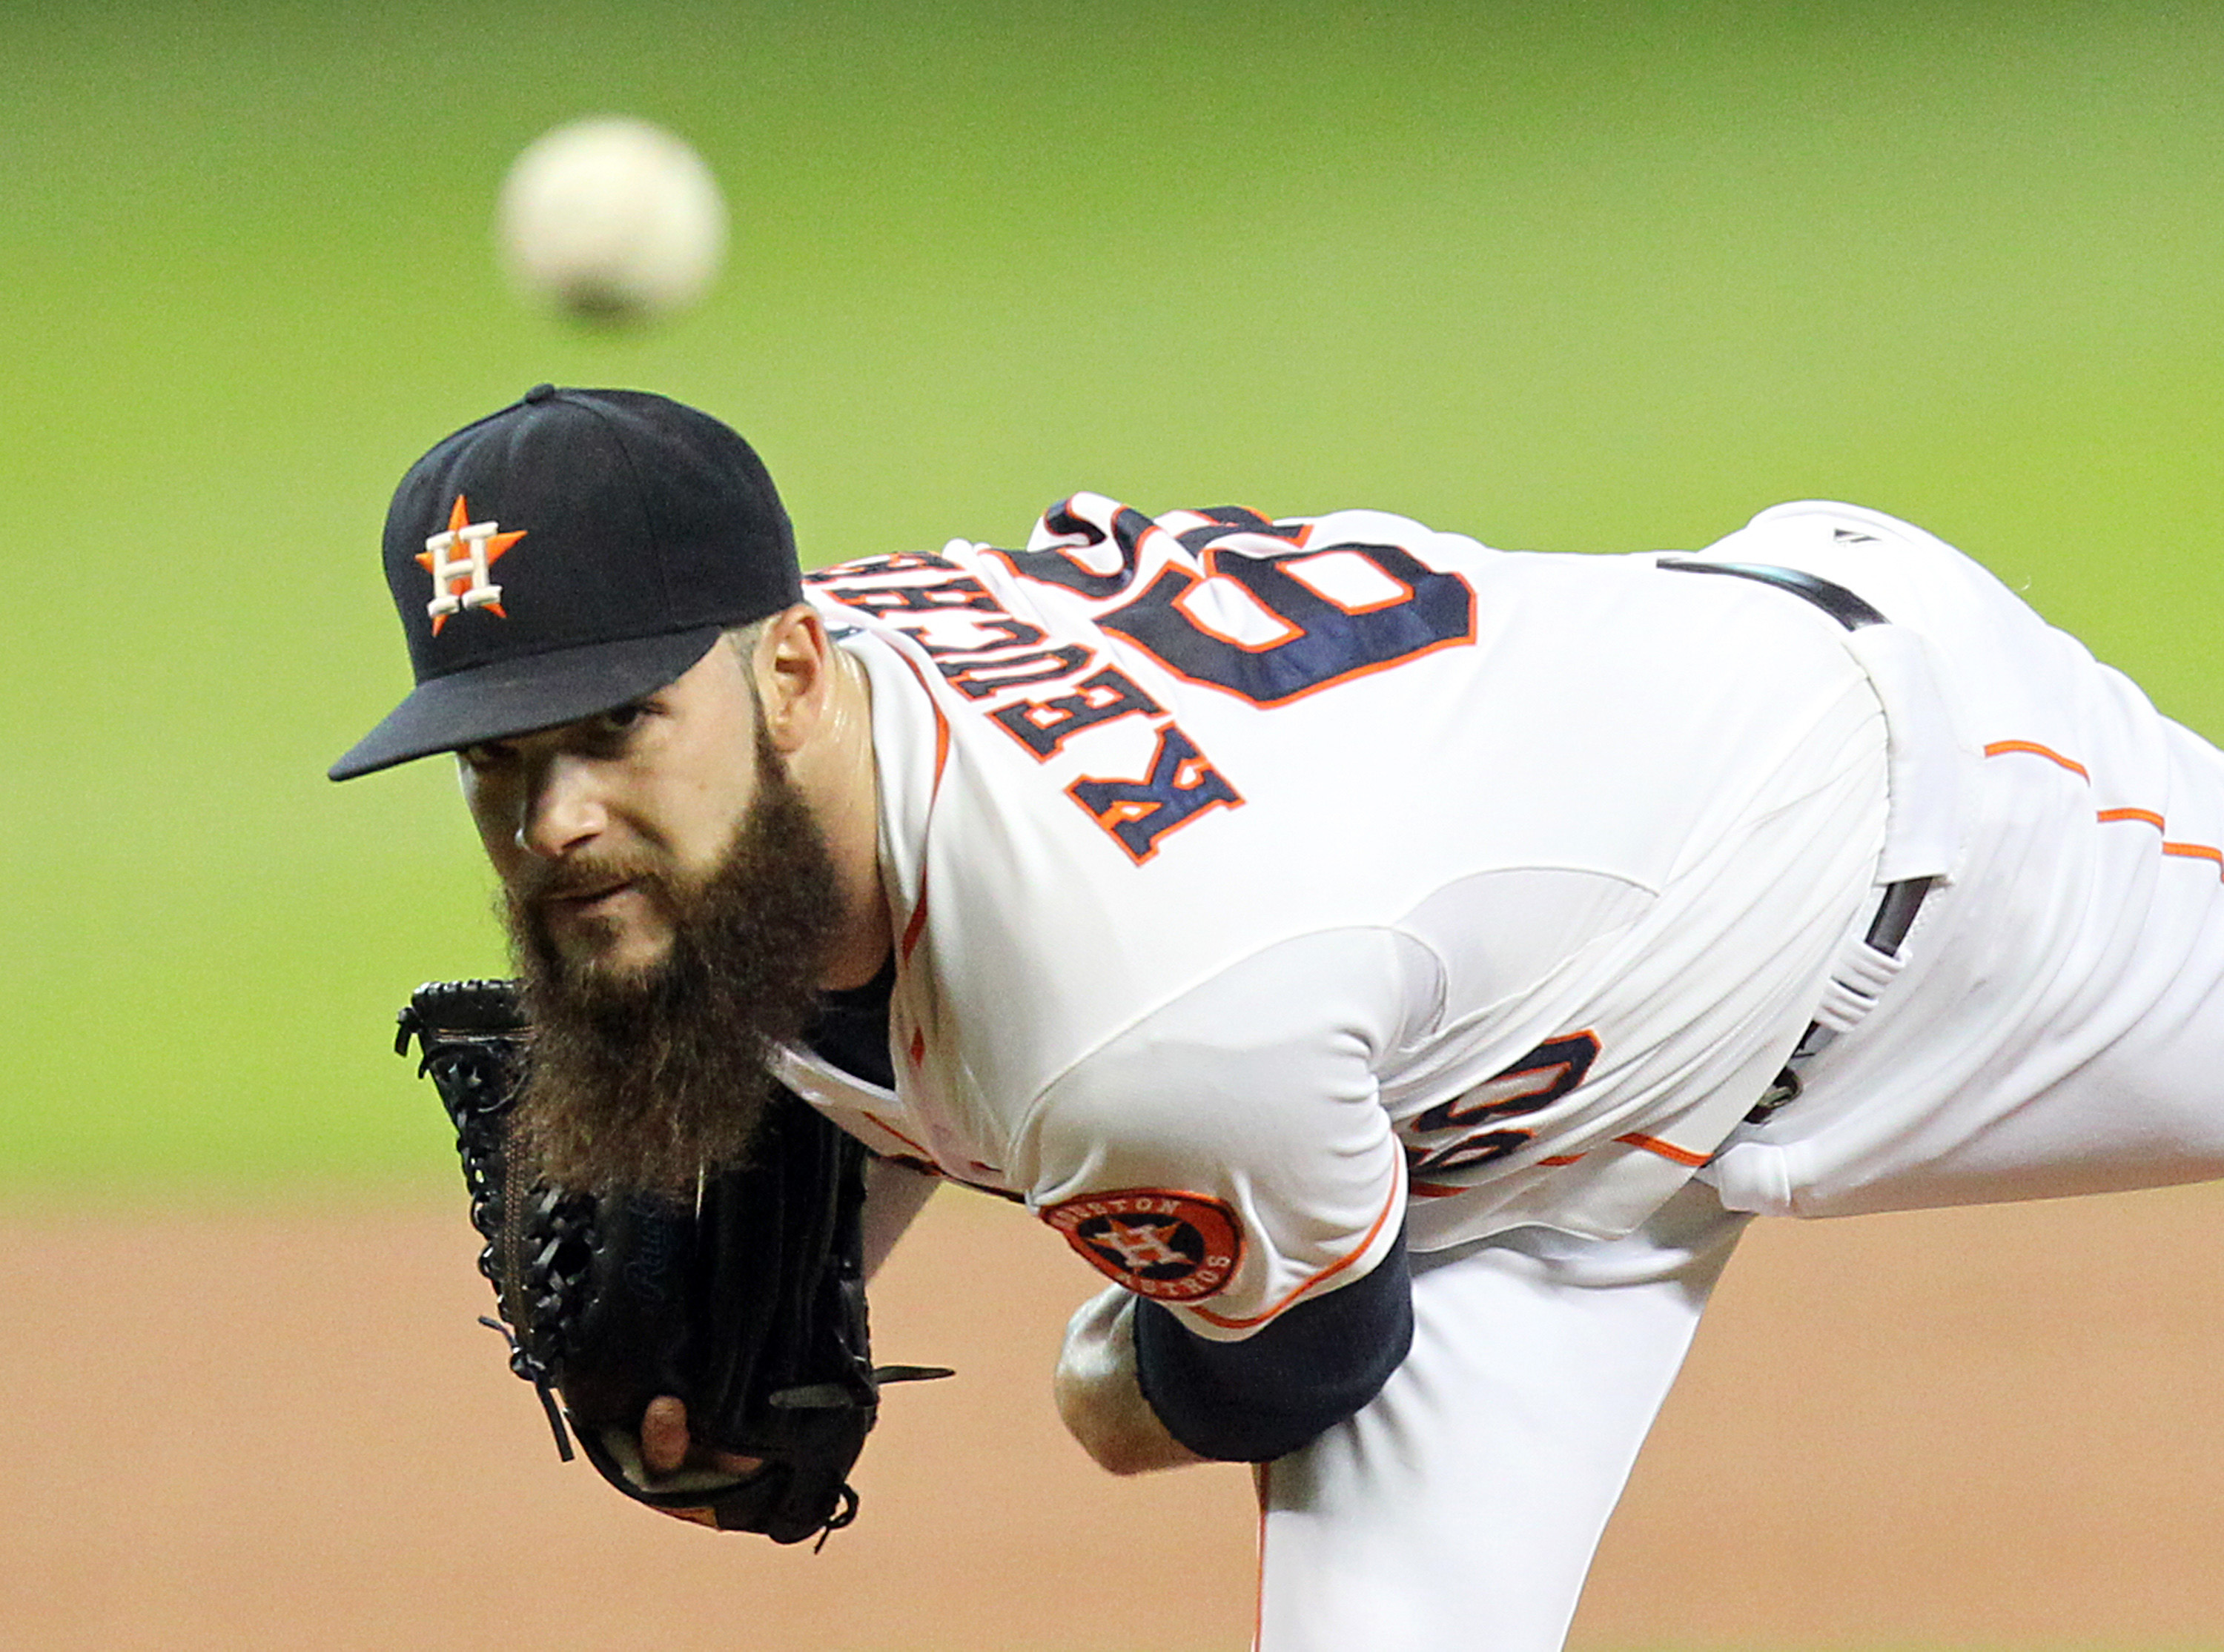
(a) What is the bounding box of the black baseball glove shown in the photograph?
[396,978,949,1545]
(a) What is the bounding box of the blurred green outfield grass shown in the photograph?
[4,0,2223,1198]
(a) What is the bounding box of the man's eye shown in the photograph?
[595,703,649,736]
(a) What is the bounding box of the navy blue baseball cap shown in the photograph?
[331,385,801,780]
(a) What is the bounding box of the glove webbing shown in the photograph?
[398,978,955,1543]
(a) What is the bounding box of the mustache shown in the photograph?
[513,855,671,904]
[499,720,844,1195]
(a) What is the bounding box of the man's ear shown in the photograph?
[752,604,835,753]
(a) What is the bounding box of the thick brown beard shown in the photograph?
[503,723,842,1196]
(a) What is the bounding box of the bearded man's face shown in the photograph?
[457,643,841,1192]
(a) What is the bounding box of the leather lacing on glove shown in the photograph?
[397,980,951,1547]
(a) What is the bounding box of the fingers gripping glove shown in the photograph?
[396,978,950,1545]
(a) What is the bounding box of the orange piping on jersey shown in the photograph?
[900,889,932,964]
[2164,841,2224,878]
[1187,1175,1403,1331]
[1982,739,2091,779]
[926,682,951,784]
[860,1112,934,1159]
[2086,806,2224,873]
[1981,753,2224,870]
[1613,1132,1710,1168]
[877,643,954,964]
[1409,1148,1599,1197]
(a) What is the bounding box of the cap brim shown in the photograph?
[328,626,726,780]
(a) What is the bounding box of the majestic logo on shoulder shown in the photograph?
[418,494,527,634]
[1039,1190,1243,1301]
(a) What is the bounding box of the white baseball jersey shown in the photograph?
[1241,501,2224,1651]
[761,492,2224,1652]
[771,492,1917,1342]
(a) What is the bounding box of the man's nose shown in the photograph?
[516,753,605,860]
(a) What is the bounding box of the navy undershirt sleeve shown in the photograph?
[1132,1224,1414,1462]
[800,955,897,1089]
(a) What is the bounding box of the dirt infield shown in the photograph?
[7,1181,2223,1651]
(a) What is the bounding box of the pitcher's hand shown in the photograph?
[640,1394,767,1479]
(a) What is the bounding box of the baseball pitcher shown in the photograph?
[336,385,2224,1649]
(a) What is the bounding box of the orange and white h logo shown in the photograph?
[1087,1218,1189,1272]
[418,494,526,634]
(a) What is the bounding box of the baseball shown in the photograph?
[496,116,727,323]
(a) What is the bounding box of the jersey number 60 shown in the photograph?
[1102,544,1475,706]
[1007,510,1476,706]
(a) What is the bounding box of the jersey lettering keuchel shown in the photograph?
[809,503,1476,862]
[789,493,1892,1339]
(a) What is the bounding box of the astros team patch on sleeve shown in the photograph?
[1039,1190,1243,1301]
